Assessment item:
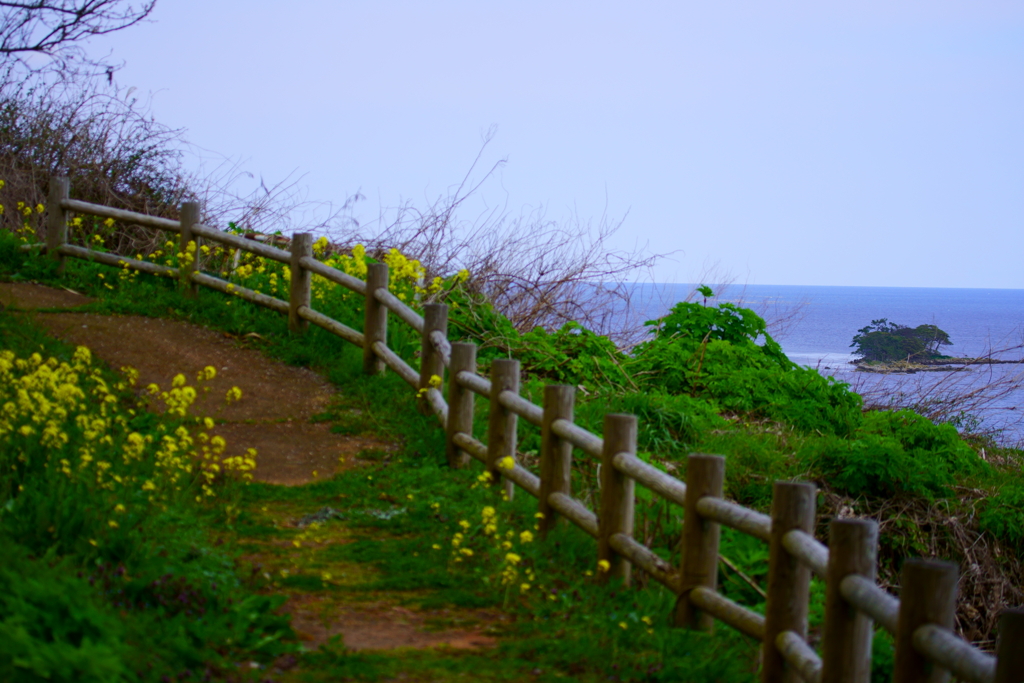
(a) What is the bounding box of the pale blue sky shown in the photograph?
[91,1,1023,288]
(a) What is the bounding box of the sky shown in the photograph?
[87,1,1024,289]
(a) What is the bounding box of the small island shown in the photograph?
[850,318,1023,373]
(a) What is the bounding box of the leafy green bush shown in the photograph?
[633,299,863,436]
[0,549,127,683]
[800,411,986,499]
[978,482,1024,547]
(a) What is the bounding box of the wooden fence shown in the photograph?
[24,177,1024,683]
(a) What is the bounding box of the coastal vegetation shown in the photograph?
[850,319,952,363]
[4,217,1024,679]
[1,20,1022,679]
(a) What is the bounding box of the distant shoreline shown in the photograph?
[853,357,1024,374]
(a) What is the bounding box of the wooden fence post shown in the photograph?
[995,608,1024,683]
[675,453,725,630]
[893,559,958,683]
[363,262,388,375]
[289,232,312,333]
[487,358,518,501]
[598,413,637,585]
[538,385,574,539]
[446,342,476,469]
[46,176,69,275]
[762,481,817,683]
[822,518,878,683]
[178,201,200,298]
[419,303,448,413]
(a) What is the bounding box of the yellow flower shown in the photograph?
[498,456,515,471]
[641,615,653,626]
[505,553,521,565]
[35,204,44,214]
[619,621,628,630]
[171,374,186,388]
[520,530,534,544]
[225,386,242,403]
[114,504,126,514]
[103,218,115,228]
[597,559,611,573]
[520,583,531,593]
[108,520,119,529]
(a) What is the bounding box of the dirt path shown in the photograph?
[2,281,394,486]
[0,281,501,660]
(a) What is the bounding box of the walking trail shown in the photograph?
[0,282,502,666]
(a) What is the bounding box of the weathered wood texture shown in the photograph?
[776,630,823,683]
[363,263,388,375]
[375,287,424,333]
[191,272,289,313]
[371,340,418,388]
[762,481,816,683]
[598,414,637,585]
[296,305,363,345]
[446,343,476,468]
[547,492,599,538]
[289,233,312,333]
[487,359,519,501]
[538,385,574,538]
[62,197,181,232]
[297,255,366,295]
[689,586,766,640]
[695,497,772,543]
[191,223,291,264]
[418,303,447,414]
[58,245,178,278]
[995,609,1024,683]
[822,519,878,683]
[894,559,958,683]
[676,454,725,630]
[612,452,686,508]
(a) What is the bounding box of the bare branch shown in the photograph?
[0,0,156,77]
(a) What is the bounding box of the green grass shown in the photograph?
[4,228,1021,681]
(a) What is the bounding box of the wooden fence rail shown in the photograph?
[22,177,1023,683]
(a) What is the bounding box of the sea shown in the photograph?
[625,284,1024,447]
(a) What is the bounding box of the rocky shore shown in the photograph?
[853,357,1024,374]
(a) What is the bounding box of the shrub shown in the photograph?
[800,411,986,499]
[978,482,1024,547]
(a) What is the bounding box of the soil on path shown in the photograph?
[1,281,500,656]
[1,281,393,485]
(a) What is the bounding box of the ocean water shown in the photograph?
[627,284,1024,445]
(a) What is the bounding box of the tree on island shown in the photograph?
[850,318,952,362]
